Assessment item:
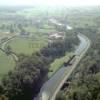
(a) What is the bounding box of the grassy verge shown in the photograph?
[48,52,73,78]
[0,50,15,79]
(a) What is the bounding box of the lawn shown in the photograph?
[0,50,15,79]
[48,53,72,78]
[6,37,47,55]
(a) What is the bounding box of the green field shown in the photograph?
[6,37,47,55]
[0,50,15,79]
[48,53,72,78]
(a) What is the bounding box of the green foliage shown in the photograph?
[48,53,72,78]
[0,50,15,79]
[56,91,66,100]
[61,51,100,100]
[5,45,12,55]
[6,37,47,55]
[66,74,100,100]
[2,54,48,100]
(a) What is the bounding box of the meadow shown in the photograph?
[6,37,48,55]
[48,53,72,78]
[0,50,15,79]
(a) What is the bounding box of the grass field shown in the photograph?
[48,53,72,78]
[0,50,15,79]
[6,37,48,55]
[24,26,57,34]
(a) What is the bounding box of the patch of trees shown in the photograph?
[75,27,100,55]
[5,45,12,55]
[56,55,100,100]
[65,56,100,100]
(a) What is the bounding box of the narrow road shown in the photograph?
[0,35,18,61]
[1,35,15,50]
[34,33,91,100]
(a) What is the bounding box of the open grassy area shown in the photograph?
[48,53,72,78]
[0,50,15,79]
[6,37,48,55]
[24,25,57,34]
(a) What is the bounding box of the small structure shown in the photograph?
[48,32,65,41]
[66,25,73,30]
[50,33,62,39]
[20,32,30,37]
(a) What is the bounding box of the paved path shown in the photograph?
[0,35,18,61]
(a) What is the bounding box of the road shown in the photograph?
[34,33,91,100]
[0,35,18,61]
